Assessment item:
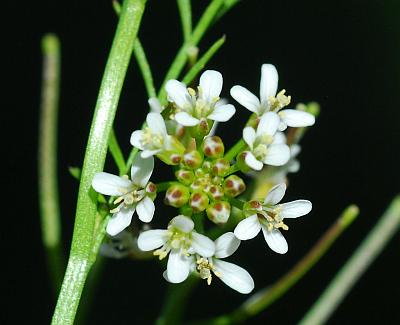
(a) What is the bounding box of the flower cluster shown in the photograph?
[93,64,314,294]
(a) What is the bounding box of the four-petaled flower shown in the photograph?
[166,70,236,126]
[92,155,156,236]
[230,64,315,130]
[242,111,291,170]
[234,183,312,254]
[137,215,215,283]
[194,232,254,294]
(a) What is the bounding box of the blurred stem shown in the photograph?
[177,0,192,43]
[157,0,225,101]
[193,205,359,324]
[38,33,64,294]
[108,128,126,174]
[51,1,147,324]
[156,275,200,325]
[182,35,226,85]
[299,196,400,325]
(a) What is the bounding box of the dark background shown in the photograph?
[5,0,400,324]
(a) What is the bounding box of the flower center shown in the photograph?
[268,89,291,112]
[110,185,146,213]
[259,205,289,231]
[153,228,192,260]
[141,127,164,149]
[196,257,220,285]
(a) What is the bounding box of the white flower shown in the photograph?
[195,232,254,294]
[137,215,215,283]
[165,70,236,126]
[242,112,291,170]
[230,64,315,130]
[130,112,177,158]
[92,155,156,236]
[234,183,312,254]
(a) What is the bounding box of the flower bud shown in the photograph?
[206,201,231,224]
[211,158,230,177]
[195,118,211,138]
[175,169,195,186]
[145,182,157,200]
[202,136,224,158]
[164,184,190,207]
[243,200,263,217]
[156,136,185,165]
[223,175,246,197]
[207,185,224,201]
[189,191,209,213]
[236,151,252,172]
[183,150,203,169]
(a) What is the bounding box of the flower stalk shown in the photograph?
[51,0,147,324]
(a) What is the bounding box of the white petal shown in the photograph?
[207,104,236,122]
[175,111,200,126]
[137,229,169,251]
[106,206,135,236]
[140,149,161,158]
[264,183,287,205]
[213,259,254,294]
[263,144,290,166]
[261,226,288,254]
[92,172,132,196]
[280,200,312,218]
[167,249,192,283]
[230,86,260,113]
[191,232,215,257]
[170,215,194,233]
[199,70,223,102]
[279,109,315,127]
[256,112,280,137]
[130,155,154,187]
[165,79,190,108]
[260,64,278,103]
[244,151,263,171]
[278,121,288,131]
[214,232,241,258]
[130,130,145,149]
[242,127,256,149]
[146,112,167,136]
[234,215,261,240]
[272,131,287,145]
[136,197,155,222]
[148,97,163,113]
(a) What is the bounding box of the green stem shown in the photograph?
[181,35,226,85]
[193,205,359,324]
[177,0,192,43]
[38,33,64,294]
[51,1,147,324]
[133,38,156,98]
[299,196,400,325]
[157,0,225,101]
[225,139,246,162]
[108,128,126,174]
[156,181,175,192]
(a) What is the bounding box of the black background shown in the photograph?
[4,0,400,324]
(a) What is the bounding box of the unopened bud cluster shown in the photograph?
[164,135,245,223]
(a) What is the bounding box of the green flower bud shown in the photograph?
[183,150,203,169]
[164,183,190,207]
[207,185,224,201]
[223,175,246,197]
[145,182,157,200]
[206,201,231,224]
[156,136,186,165]
[202,136,224,158]
[236,151,252,172]
[175,169,195,185]
[211,158,230,177]
[243,200,263,217]
[189,191,209,212]
[195,118,211,138]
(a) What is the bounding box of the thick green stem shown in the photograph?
[38,34,64,294]
[51,1,147,324]
[299,196,400,325]
[225,139,245,162]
